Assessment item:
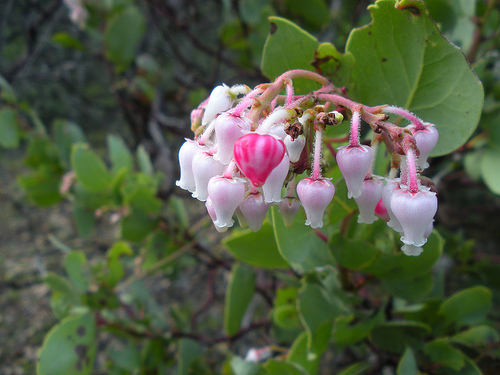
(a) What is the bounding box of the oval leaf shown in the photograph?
[71,144,111,192]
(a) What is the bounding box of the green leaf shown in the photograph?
[332,310,384,347]
[424,339,465,371]
[381,271,434,301]
[480,147,500,195]
[53,119,86,167]
[0,74,17,103]
[273,305,302,331]
[346,0,484,156]
[287,331,321,375]
[37,313,97,375]
[0,108,19,148]
[52,32,85,51]
[107,134,133,173]
[439,286,493,328]
[450,325,500,347]
[329,231,379,270]
[397,347,418,375]
[224,263,256,336]
[370,321,431,354]
[73,204,96,238]
[337,362,371,375]
[261,17,321,94]
[230,356,263,375]
[120,208,158,242]
[271,207,333,273]
[106,241,133,287]
[108,336,141,371]
[137,144,153,175]
[18,170,63,207]
[312,42,355,88]
[177,338,202,375]
[223,222,289,269]
[71,144,111,192]
[64,251,90,293]
[104,6,146,70]
[264,359,308,375]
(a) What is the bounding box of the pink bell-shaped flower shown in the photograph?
[284,134,306,163]
[354,178,384,224]
[382,179,404,233]
[202,84,232,125]
[192,151,226,201]
[336,145,373,199]
[296,178,335,229]
[400,218,434,256]
[207,176,246,228]
[239,192,269,232]
[262,154,290,203]
[213,113,252,164]
[374,198,390,222]
[206,197,231,233]
[176,140,202,192]
[279,197,300,227]
[233,133,286,187]
[408,122,439,170]
[390,187,438,247]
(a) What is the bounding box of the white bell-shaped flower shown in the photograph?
[408,122,439,170]
[382,179,404,233]
[297,178,335,229]
[205,197,230,233]
[207,176,246,228]
[262,154,290,203]
[191,152,226,201]
[279,197,300,227]
[176,140,203,192]
[336,145,373,199]
[239,192,269,232]
[354,177,384,224]
[213,113,251,164]
[390,186,438,247]
[284,134,306,163]
[202,84,232,125]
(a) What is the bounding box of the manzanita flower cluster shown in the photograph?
[176,70,439,257]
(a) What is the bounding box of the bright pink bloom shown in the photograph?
[374,198,390,222]
[233,133,286,187]
[296,178,335,229]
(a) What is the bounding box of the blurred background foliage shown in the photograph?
[0,0,500,374]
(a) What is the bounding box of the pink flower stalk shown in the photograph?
[176,140,203,193]
[262,154,290,203]
[213,112,252,164]
[390,187,438,247]
[207,176,246,228]
[354,178,384,224]
[239,192,270,232]
[296,178,335,229]
[279,197,301,227]
[408,122,439,170]
[336,145,373,199]
[233,133,286,187]
[191,151,226,201]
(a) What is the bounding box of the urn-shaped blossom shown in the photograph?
[354,178,384,224]
[176,140,202,193]
[213,113,252,164]
[382,179,404,233]
[233,133,286,187]
[207,176,246,228]
[296,178,335,229]
[262,154,290,203]
[239,192,269,232]
[205,197,231,233]
[408,122,439,170]
[284,134,306,163]
[390,187,438,247]
[336,145,373,199]
[374,198,390,222]
[192,152,226,201]
[202,84,232,125]
[279,197,301,227]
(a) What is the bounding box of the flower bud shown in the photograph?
[408,122,439,170]
[262,154,290,203]
[202,84,232,125]
[176,140,202,192]
[336,145,373,199]
[390,187,438,247]
[234,133,286,187]
[297,178,335,229]
[284,134,306,163]
[213,113,252,164]
[239,192,269,232]
[279,197,300,227]
[354,178,384,224]
[207,176,246,228]
[191,151,226,201]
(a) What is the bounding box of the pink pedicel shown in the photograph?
[296,178,335,229]
[176,140,203,193]
[336,145,373,199]
[390,187,438,247]
[213,112,252,164]
[238,192,270,232]
[354,178,384,224]
[262,154,290,203]
[408,122,439,170]
[279,197,301,227]
[233,133,286,187]
[207,176,246,228]
[191,151,226,201]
